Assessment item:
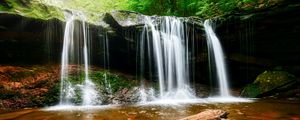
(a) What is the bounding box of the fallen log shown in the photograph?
[180,109,229,120]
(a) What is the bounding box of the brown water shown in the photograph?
[1,99,300,120]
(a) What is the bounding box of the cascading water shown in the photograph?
[204,19,231,97]
[59,13,76,105]
[103,32,112,95]
[79,13,100,106]
[139,16,196,102]
[59,11,100,106]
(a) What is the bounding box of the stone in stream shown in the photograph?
[180,109,229,120]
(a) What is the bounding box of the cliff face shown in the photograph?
[216,3,300,85]
[1,2,300,108]
[0,13,64,64]
[0,2,300,94]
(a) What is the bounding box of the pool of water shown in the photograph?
[1,99,300,120]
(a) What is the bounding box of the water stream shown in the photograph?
[2,100,300,120]
[204,19,231,97]
[59,13,76,105]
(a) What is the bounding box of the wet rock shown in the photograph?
[107,87,140,104]
[180,109,229,120]
[194,84,241,97]
[109,10,145,27]
[105,10,203,28]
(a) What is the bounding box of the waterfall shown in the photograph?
[59,11,100,106]
[103,32,112,95]
[204,19,231,97]
[59,13,76,105]
[139,16,195,101]
[80,14,100,106]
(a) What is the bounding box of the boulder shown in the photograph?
[241,71,296,97]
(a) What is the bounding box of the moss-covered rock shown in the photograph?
[240,84,260,98]
[241,71,296,97]
[254,71,295,92]
[0,65,141,108]
[0,0,64,21]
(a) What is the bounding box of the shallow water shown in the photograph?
[1,99,300,120]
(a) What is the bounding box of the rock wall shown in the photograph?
[0,13,64,64]
[1,3,300,103]
[216,3,300,86]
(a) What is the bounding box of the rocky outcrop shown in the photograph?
[0,13,64,64]
[215,2,300,86]
[0,65,141,109]
[105,87,140,104]
[106,10,203,27]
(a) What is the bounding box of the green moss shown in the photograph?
[0,0,64,21]
[254,71,296,93]
[241,84,260,97]
[41,83,60,106]
[89,71,137,93]
[61,70,138,103]
[241,70,296,98]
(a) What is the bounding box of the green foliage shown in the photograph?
[242,0,257,3]
[125,0,240,18]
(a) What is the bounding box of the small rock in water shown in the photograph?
[179,109,229,120]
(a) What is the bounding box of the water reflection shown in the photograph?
[1,100,300,120]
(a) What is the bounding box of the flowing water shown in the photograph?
[139,16,195,101]
[59,11,100,106]
[59,13,76,105]
[103,32,112,95]
[1,100,300,120]
[204,19,231,97]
